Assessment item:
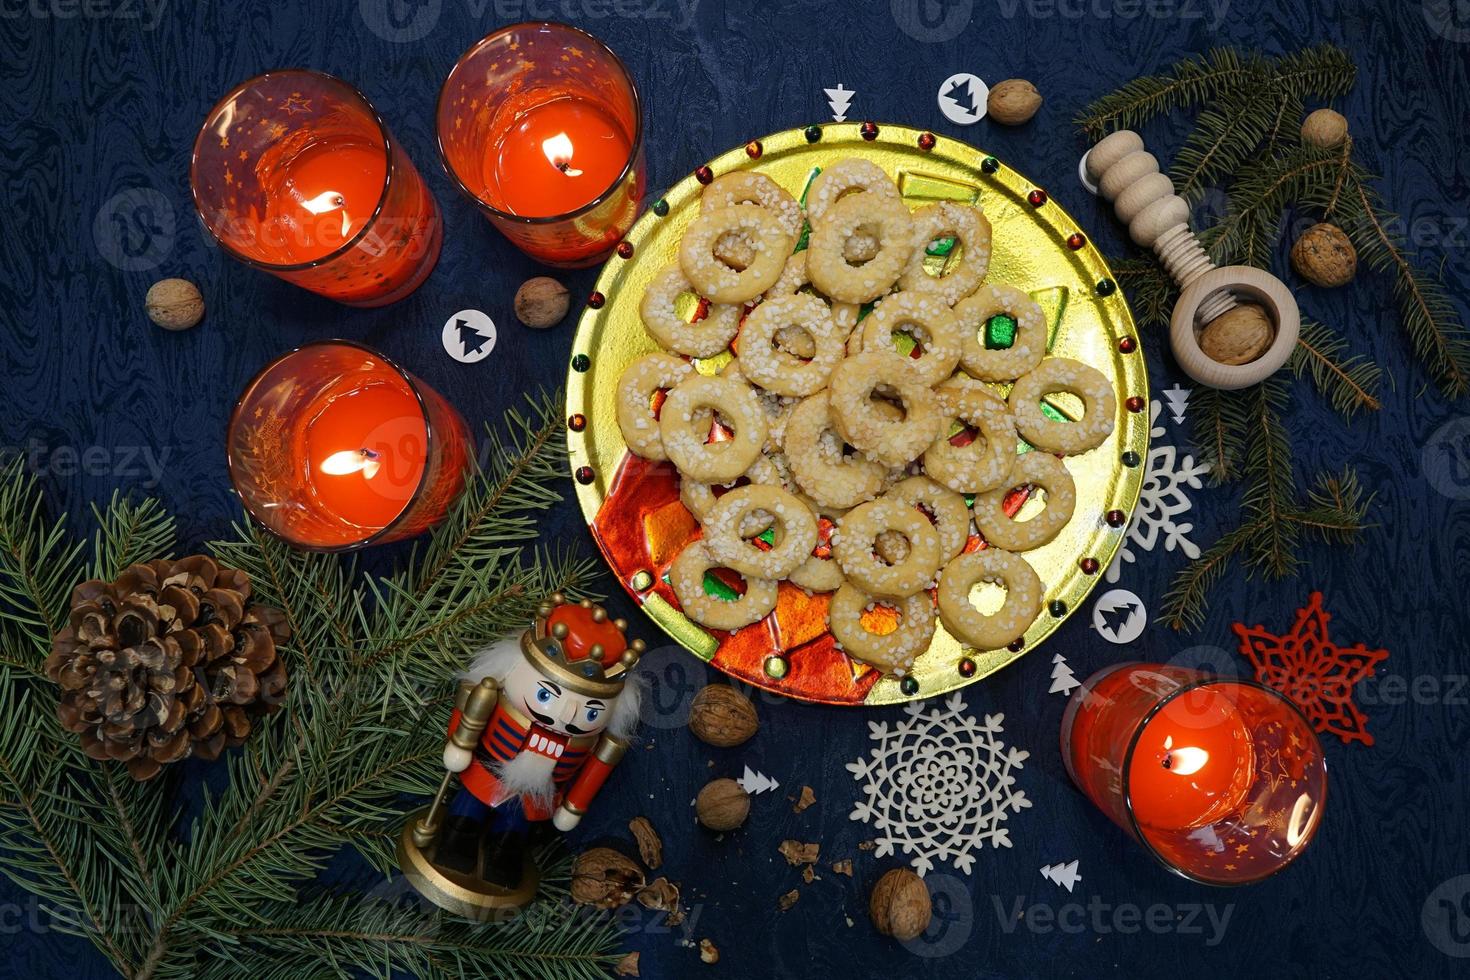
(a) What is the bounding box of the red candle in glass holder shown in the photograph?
[227,341,472,551]
[192,70,442,306]
[437,22,645,267]
[1061,662,1327,885]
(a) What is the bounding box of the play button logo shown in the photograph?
[441,308,497,364]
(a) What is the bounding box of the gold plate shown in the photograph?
[567,122,1148,707]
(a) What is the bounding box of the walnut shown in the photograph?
[793,785,816,813]
[1291,222,1357,288]
[569,847,644,909]
[636,876,684,925]
[1199,303,1275,366]
[145,278,204,331]
[1300,108,1349,149]
[777,889,800,911]
[513,276,570,328]
[987,79,1042,126]
[696,777,751,831]
[869,868,932,942]
[699,939,720,964]
[615,951,641,976]
[688,684,757,747]
[629,816,662,869]
[779,840,820,866]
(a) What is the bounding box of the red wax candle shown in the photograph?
[228,342,471,552]
[485,97,634,218]
[1126,687,1255,830]
[1061,662,1327,885]
[193,70,442,307]
[438,23,645,267]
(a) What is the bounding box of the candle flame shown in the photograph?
[320,449,380,479]
[1161,740,1211,777]
[542,132,582,176]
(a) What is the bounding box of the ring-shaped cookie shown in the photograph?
[639,262,743,358]
[703,484,819,580]
[859,291,964,386]
[659,375,768,483]
[616,352,694,460]
[670,541,778,632]
[679,454,784,525]
[922,384,1018,494]
[832,497,943,598]
[955,283,1047,381]
[936,549,1043,650]
[807,193,916,304]
[784,391,887,510]
[702,173,803,270]
[899,202,994,306]
[884,475,972,563]
[764,250,861,339]
[828,583,936,677]
[1008,358,1117,455]
[972,451,1076,551]
[679,204,792,304]
[806,158,901,224]
[828,351,943,468]
[737,294,846,397]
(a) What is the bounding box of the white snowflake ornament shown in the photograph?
[1107,401,1210,583]
[847,693,1032,876]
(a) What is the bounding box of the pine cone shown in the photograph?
[44,555,290,781]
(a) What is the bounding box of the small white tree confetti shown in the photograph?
[847,693,1031,876]
[1040,860,1081,892]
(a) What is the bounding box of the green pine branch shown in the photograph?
[1076,48,1254,139]
[1290,318,1383,416]
[1189,386,1249,485]
[1239,377,1298,576]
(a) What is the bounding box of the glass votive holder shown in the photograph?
[227,341,472,552]
[1061,662,1327,885]
[436,22,645,268]
[192,69,442,306]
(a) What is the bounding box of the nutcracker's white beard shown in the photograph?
[490,750,558,810]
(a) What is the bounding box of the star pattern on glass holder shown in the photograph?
[1233,591,1389,746]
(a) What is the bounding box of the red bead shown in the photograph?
[694,165,714,185]
[917,132,936,150]
[958,657,977,678]
[587,291,605,309]
[1066,232,1086,250]
[567,413,587,432]
[1007,638,1025,652]
[1126,395,1146,413]
[574,465,595,485]
[1118,336,1137,353]
[860,121,879,141]
[1106,509,1126,527]
[1027,189,1048,207]
[1079,557,1100,575]
[616,241,634,259]
[745,140,763,159]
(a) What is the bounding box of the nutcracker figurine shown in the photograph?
[397,593,645,919]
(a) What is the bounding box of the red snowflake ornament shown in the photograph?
[1233,591,1389,746]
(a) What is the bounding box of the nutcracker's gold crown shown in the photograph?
[519,593,645,699]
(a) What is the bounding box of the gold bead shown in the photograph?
[631,639,646,653]
[591,606,607,623]
[588,643,604,661]
[550,591,566,605]
[614,618,628,632]
[552,622,570,640]
[579,598,593,609]
[619,649,639,667]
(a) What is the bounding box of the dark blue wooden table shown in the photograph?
[5,1,1470,977]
